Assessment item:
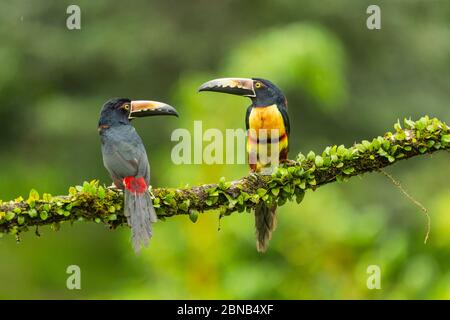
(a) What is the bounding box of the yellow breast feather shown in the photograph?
[248,104,286,138]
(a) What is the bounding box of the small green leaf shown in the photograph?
[441,135,450,144]
[189,210,199,223]
[337,145,347,156]
[307,151,316,161]
[6,211,15,221]
[362,140,372,151]
[295,189,305,204]
[271,188,280,196]
[355,144,366,153]
[415,117,428,130]
[40,211,48,221]
[314,155,324,167]
[17,216,25,225]
[296,153,306,162]
[342,167,355,175]
[218,177,228,189]
[404,118,416,129]
[299,181,306,189]
[98,186,106,199]
[28,189,40,201]
[372,138,381,150]
[179,199,190,212]
[257,188,267,197]
[394,120,402,131]
[82,181,90,192]
[396,131,406,141]
[28,209,38,218]
[419,146,427,154]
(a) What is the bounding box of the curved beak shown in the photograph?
[129,100,179,119]
[198,78,255,97]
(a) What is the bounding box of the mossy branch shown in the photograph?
[1,116,449,237]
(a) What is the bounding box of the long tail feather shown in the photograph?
[254,202,277,252]
[124,189,158,254]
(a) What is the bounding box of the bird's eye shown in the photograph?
[255,82,262,89]
[122,104,130,111]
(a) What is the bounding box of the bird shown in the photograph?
[98,98,179,254]
[198,78,290,252]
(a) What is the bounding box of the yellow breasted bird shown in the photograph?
[199,78,290,252]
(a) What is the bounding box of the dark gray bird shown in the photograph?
[98,98,178,253]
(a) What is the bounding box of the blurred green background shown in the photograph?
[0,0,449,299]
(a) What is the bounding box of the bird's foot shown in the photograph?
[107,183,119,190]
[281,159,296,166]
[248,172,260,183]
[148,185,156,199]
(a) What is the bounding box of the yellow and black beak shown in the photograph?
[198,78,256,97]
[129,100,179,119]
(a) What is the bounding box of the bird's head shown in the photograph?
[198,78,287,108]
[99,98,179,126]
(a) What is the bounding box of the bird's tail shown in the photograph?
[123,178,158,254]
[254,201,277,252]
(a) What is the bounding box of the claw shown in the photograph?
[107,183,119,190]
[148,185,155,199]
[248,172,259,183]
[281,159,296,166]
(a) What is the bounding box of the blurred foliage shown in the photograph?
[0,0,449,299]
[223,23,348,110]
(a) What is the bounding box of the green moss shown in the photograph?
[0,116,448,237]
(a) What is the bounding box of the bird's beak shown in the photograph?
[129,100,179,119]
[198,78,255,97]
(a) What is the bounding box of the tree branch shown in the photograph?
[1,116,449,236]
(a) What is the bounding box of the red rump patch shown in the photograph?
[123,176,148,194]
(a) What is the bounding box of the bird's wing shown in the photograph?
[103,127,150,184]
[277,105,290,137]
[245,105,252,130]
